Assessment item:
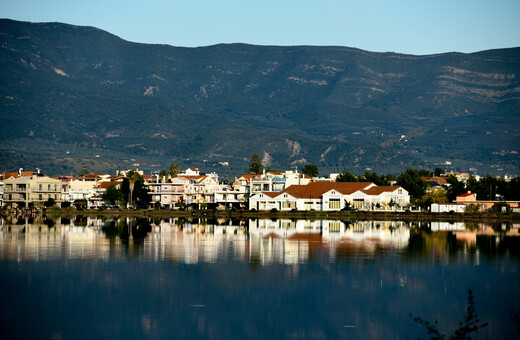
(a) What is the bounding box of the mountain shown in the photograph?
[0,19,519,177]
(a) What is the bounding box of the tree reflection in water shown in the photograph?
[410,289,488,339]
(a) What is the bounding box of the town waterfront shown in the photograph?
[1,217,519,339]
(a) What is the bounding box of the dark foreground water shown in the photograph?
[0,217,519,339]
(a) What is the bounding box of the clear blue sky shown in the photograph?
[2,0,519,55]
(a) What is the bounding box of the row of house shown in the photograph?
[0,169,125,209]
[1,167,412,211]
[431,191,520,213]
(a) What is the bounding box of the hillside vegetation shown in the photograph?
[0,19,519,177]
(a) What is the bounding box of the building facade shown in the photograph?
[3,175,63,207]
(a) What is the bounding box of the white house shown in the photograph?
[430,203,467,213]
[249,182,410,211]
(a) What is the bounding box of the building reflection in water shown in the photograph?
[1,216,519,264]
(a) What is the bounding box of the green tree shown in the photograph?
[418,169,431,177]
[433,167,445,177]
[397,168,428,200]
[302,164,319,177]
[465,204,480,213]
[103,184,124,206]
[445,175,466,201]
[363,170,390,186]
[248,153,263,174]
[124,170,143,208]
[121,174,151,209]
[467,174,507,201]
[417,188,449,209]
[44,197,56,208]
[492,202,510,213]
[336,170,359,182]
[169,164,180,178]
[506,176,520,200]
[159,169,168,179]
[79,161,89,177]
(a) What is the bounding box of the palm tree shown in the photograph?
[127,170,141,208]
[169,163,180,178]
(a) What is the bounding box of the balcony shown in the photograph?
[33,188,60,193]
[4,187,27,192]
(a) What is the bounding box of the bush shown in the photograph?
[464,204,479,213]
[43,198,56,208]
[492,202,510,213]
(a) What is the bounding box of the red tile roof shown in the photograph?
[457,192,476,198]
[282,182,373,199]
[239,174,262,183]
[361,186,401,195]
[94,181,123,189]
[260,192,280,198]
[1,171,37,179]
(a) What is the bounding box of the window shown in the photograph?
[39,194,42,200]
[353,199,364,209]
[398,189,403,194]
[282,201,295,209]
[329,198,340,210]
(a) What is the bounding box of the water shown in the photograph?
[0,216,519,339]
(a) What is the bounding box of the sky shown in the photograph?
[1,0,519,55]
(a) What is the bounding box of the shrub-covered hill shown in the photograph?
[1,19,519,176]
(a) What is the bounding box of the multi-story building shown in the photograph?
[148,177,191,208]
[249,170,312,195]
[3,175,63,207]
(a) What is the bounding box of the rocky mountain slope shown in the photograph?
[1,19,519,176]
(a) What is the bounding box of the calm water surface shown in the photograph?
[0,216,519,339]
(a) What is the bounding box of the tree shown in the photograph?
[44,197,56,208]
[336,170,358,182]
[418,169,431,177]
[492,202,510,213]
[434,167,445,177]
[248,153,263,174]
[121,172,151,209]
[506,176,520,200]
[363,170,390,186]
[169,164,180,178]
[445,175,466,201]
[465,204,480,213]
[302,164,319,177]
[79,161,89,177]
[467,174,507,201]
[417,188,449,209]
[126,170,142,208]
[397,168,428,200]
[103,184,124,206]
[159,169,168,179]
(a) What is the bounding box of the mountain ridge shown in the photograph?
[0,19,519,177]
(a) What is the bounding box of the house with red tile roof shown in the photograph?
[456,192,477,202]
[249,182,410,211]
[89,180,124,208]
